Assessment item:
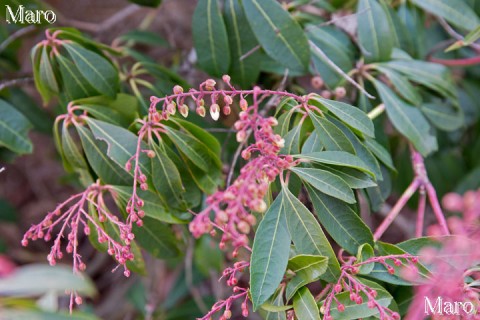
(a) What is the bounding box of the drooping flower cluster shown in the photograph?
[22,181,135,279]
[189,88,298,253]
[405,189,480,319]
[322,254,418,320]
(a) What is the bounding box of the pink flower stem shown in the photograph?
[374,179,420,240]
[426,183,450,235]
[416,186,426,238]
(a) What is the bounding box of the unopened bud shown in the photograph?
[180,104,189,118]
[223,105,231,115]
[236,130,247,142]
[205,79,216,90]
[240,99,248,111]
[334,87,346,99]
[222,75,231,83]
[75,296,83,305]
[210,104,220,121]
[224,95,233,105]
[338,303,345,312]
[321,90,332,99]
[196,106,206,117]
[311,76,324,89]
[173,85,183,95]
[140,183,148,190]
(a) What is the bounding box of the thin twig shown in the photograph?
[0,78,34,91]
[0,25,37,53]
[438,18,480,52]
[308,40,376,99]
[239,45,261,61]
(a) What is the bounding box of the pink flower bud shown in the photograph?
[21,239,28,247]
[140,174,147,183]
[237,221,251,234]
[241,149,251,160]
[334,284,342,293]
[173,85,183,94]
[125,162,132,171]
[321,90,332,99]
[179,104,189,118]
[196,106,206,117]
[240,99,248,111]
[167,102,176,115]
[210,104,220,121]
[334,86,346,99]
[140,183,148,191]
[124,269,131,277]
[205,79,216,90]
[236,131,247,142]
[223,105,231,115]
[392,312,400,320]
[356,296,363,304]
[79,262,86,271]
[222,75,231,83]
[338,303,345,312]
[224,95,233,105]
[367,300,375,308]
[223,310,232,319]
[75,296,83,305]
[311,76,324,89]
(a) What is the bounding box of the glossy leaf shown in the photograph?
[310,96,375,137]
[39,46,58,93]
[63,43,118,98]
[410,0,480,31]
[312,163,376,189]
[293,287,321,320]
[0,99,32,154]
[373,79,438,156]
[309,112,355,153]
[290,167,356,204]
[356,243,375,274]
[243,0,310,72]
[295,151,375,178]
[301,131,323,154]
[357,0,393,62]
[132,216,181,259]
[306,185,374,255]
[164,127,210,172]
[224,0,261,87]
[250,192,290,310]
[56,54,98,101]
[286,255,328,299]
[282,186,340,282]
[192,0,230,77]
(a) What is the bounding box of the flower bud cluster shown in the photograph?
[22,181,134,278]
[198,286,249,320]
[189,107,296,252]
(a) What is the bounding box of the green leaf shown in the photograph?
[356,243,375,274]
[306,185,374,255]
[242,0,310,72]
[76,125,132,186]
[310,96,375,137]
[0,264,95,297]
[421,102,464,131]
[309,112,355,153]
[307,26,354,88]
[63,43,119,98]
[295,151,375,178]
[282,186,340,282]
[151,142,187,211]
[133,216,180,259]
[357,0,393,62]
[224,0,261,87]
[39,47,59,94]
[373,79,438,156]
[290,167,356,204]
[280,124,302,155]
[286,255,328,300]
[315,164,376,189]
[261,287,287,320]
[380,60,456,98]
[56,55,98,101]
[0,100,32,154]
[410,0,480,31]
[61,123,93,185]
[113,186,188,224]
[127,0,161,7]
[447,25,480,51]
[31,44,51,104]
[171,118,221,155]
[119,30,169,47]
[375,66,422,106]
[164,127,211,171]
[250,192,290,310]
[293,287,321,320]
[86,118,151,177]
[192,0,230,77]
[301,131,323,154]
[363,138,395,171]
[1,310,101,320]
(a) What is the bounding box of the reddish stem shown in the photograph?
[430,56,480,66]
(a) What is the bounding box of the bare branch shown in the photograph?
[0,77,34,91]
[0,25,37,54]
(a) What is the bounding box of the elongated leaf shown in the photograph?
[133,216,180,259]
[356,243,375,274]
[310,96,375,137]
[301,131,323,154]
[243,0,310,72]
[63,43,118,98]
[151,142,187,211]
[86,118,151,176]
[447,25,480,51]
[380,60,456,98]
[291,167,355,203]
[309,112,355,153]
[61,123,93,185]
[56,55,98,101]
[40,47,59,93]
[0,264,95,296]
[262,287,287,320]
[282,186,340,282]
[280,124,302,155]
[286,255,328,299]
[373,80,437,156]
[375,66,422,106]
[0,100,32,154]
[357,0,393,62]
[224,0,261,86]
[306,185,374,255]
[295,151,375,178]
[293,287,321,320]
[421,102,464,131]
[313,163,376,189]
[193,0,230,77]
[307,26,354,88]
[119,30,168,46]
[164,127,210,172]
[76,126,132,185]
[364,137,395,171]
[31,43,51,103]
[171,118,221,155]
[250,192,290,310]
[410,0,480,31]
